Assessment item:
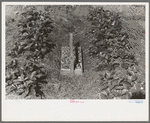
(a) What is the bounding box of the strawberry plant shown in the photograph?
[6,7,55,98]
[87,7,145,99]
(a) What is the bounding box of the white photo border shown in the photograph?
[2,2,149,121]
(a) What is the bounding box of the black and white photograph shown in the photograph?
[2,2,149,121]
